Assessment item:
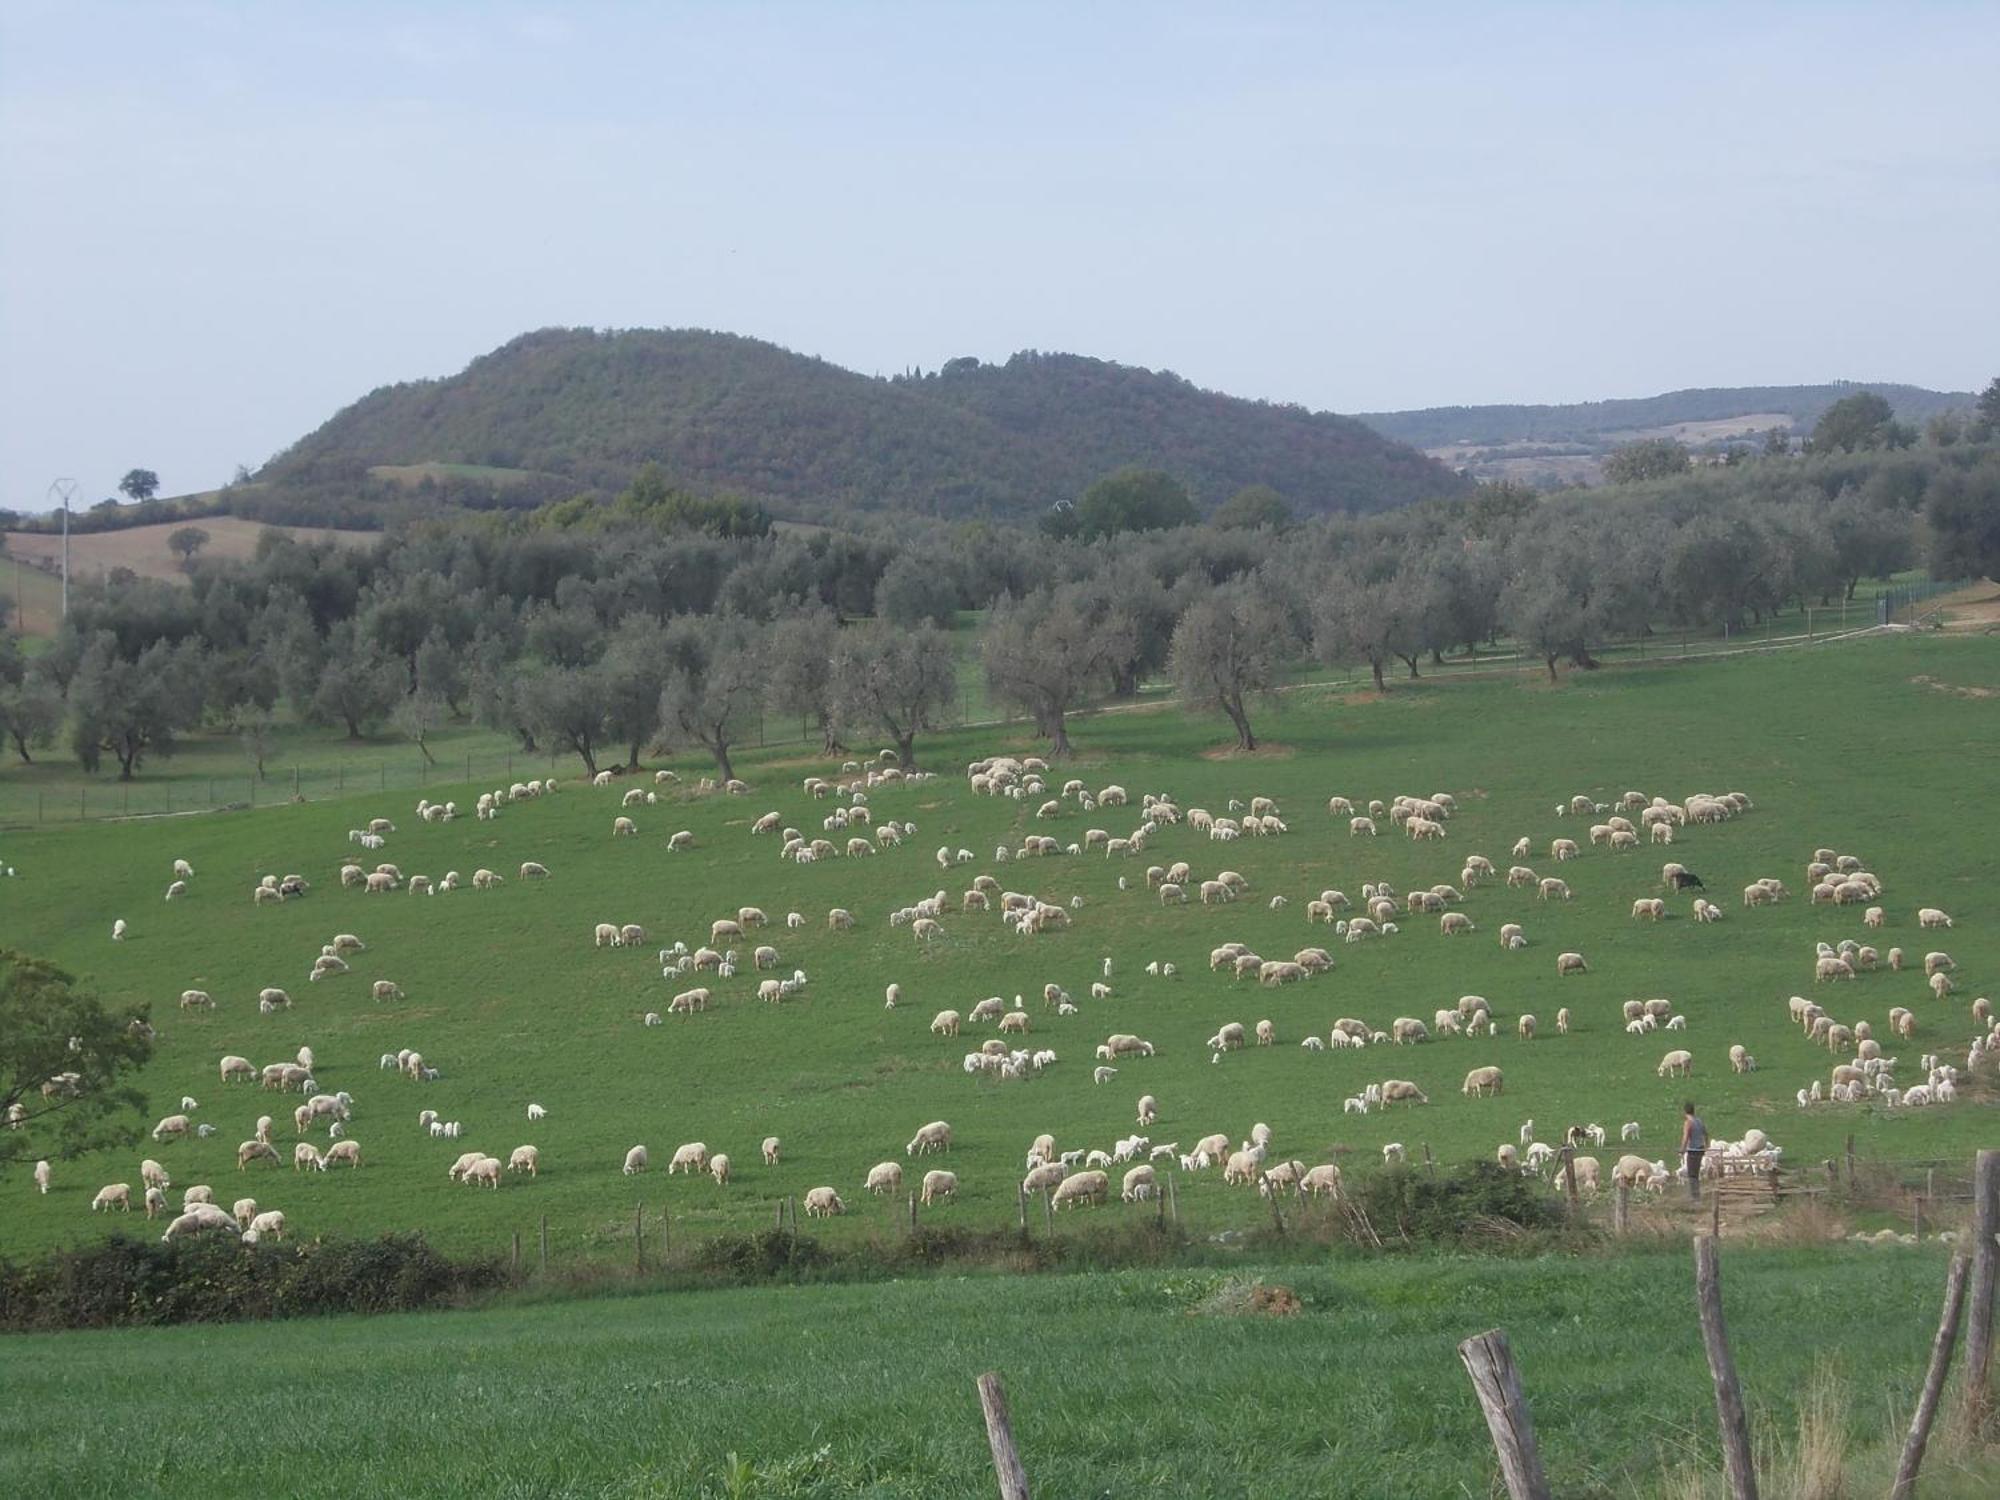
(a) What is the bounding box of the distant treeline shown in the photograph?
[2,405,1995,780]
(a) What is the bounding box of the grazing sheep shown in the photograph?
[1918,908,1953,929]
[906,1120,952,1156]
[1555,1008,1570,1035]
[1556,952,1588,976]
[94,1183,139,1212]
[1517,1014,1536,1041]
[803,1186,846,1218]
[1379,1080,1428,1107]
[865,1160,904,1196]
[1052,1170,1109,1209]
[920,1169,957,1205]
[323,1140,362,1169]
[1137,1093,1159,1125]
[1657,1049,1693,1078]
[668,1142,710,1175]
[709,1153,732,1187]
[622,1145,649,1176]
[236,1141,281,1170]
[1462,1066,1504,1097]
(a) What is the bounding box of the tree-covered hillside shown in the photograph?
[256,329,1467,522]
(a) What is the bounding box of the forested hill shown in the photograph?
[256,328,1466,521]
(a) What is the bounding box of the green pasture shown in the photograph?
[1,632,1995,1263]
[2,1247,1994,1498]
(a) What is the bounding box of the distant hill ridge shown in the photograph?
[1358,381,1972,450]
[259,328,1467,521]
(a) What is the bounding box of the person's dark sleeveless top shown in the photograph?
[1687,1115,1708,1151]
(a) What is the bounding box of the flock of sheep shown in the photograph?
[20,747,1991,1247]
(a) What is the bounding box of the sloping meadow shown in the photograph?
[2,632,1994,1262]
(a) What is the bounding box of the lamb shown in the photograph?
[803,1186,846,1218]
[920,1169,957,1205]
[112,919,128,940]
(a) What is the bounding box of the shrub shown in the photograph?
[0,1233,504,1331]
[1354,1161,1570,1248]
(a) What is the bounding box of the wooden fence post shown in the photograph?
[539,1213,549,1273]
[1167,1173,1179,1227]
[634,1202,644,1270]
[1456,1329,1552,1500]
[1017,1184,1028,1234]
[1844,1135,1856,1190]
[511,1230,520,1276]
[1710,1189,1721,1239]
[975,1372,1032,1499]
[1963,1149,2000,1434]
[1892,1252,1970,1500]
[1042,1187,1054,1238]
[1265,1177,1286,1236]
[1614,1181,1630,1236]
[775,1199,785,1231]
[1693,1235,1758,1500]
[1559,1147,1579,1220]
[1423,1143,1436,1181]
[909,1190,919,1234]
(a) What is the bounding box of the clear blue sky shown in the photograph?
[3,1,1996,509]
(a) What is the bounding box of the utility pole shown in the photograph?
[48,478,78,620]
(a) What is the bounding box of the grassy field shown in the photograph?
[2,630,1994,1266]
[3,1246,1995,1498]
[2,517,375,634]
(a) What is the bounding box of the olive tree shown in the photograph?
[1167,584,1295,750]
[654,615,766,783]
[980,588,1133,756]
[831,623,957,769]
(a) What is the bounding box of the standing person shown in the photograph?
[1680,1101,1708,1202]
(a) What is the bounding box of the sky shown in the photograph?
[3,1,1997,510]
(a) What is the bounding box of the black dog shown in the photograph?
[1668,869,1705,891]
